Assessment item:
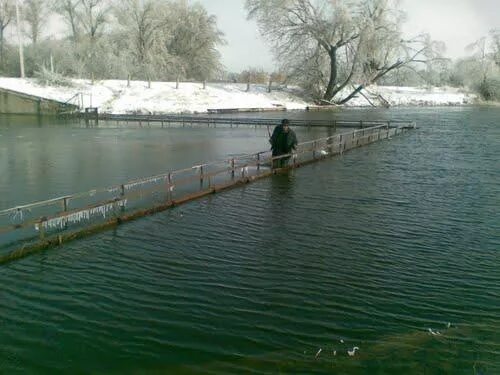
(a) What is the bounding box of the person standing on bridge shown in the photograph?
[270,119,298,168]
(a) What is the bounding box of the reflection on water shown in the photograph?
[0,107,499,374]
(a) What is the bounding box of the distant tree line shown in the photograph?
[0,0,225,83]
[0,0,498,103]
[377,29,500,101]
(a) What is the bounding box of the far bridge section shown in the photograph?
[0,121,416,264]
[94,113,415,130]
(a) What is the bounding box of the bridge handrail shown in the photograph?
[0,123,415,261]
[0,124,395,218]
[96,114,414,128]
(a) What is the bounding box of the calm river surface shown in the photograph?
[0,107,499,374]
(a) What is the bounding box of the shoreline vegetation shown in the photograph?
[0,77,482,115]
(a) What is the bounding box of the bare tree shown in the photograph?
[80,0,109,40]
[114,0,225,83]
[466,37,492,85]
[23,0,50,44]
[0,0,14,68]
[4,0,225,82]
[52,0,81,42]
[115,0,157,64]
[491,28,500,67]
[114,0,169,80]
[77,0,111,81]
[246,0,442,104]
[166,1,225,81]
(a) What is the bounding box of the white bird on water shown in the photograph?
[315,348,322,358]
[428,328,441,335]
[347,347,359,356]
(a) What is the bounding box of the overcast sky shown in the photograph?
[192,0,499,72]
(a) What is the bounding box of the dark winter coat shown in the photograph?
[270,125,298,156]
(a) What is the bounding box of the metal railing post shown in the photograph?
[39,218,46,240]
[167,173,173,202]
[62,197,69,229]
[120,184,126,212]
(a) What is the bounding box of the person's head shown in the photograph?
[281,119,290,132]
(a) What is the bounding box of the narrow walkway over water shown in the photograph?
[0,121,415,264]
[92,114,414,129]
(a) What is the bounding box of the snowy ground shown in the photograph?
[0,77,476,114]
[338,85,476,107]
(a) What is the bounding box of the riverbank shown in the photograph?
[0,77,477,114]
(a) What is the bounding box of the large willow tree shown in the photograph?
[246,0,442,104]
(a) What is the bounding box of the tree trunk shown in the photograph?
[0,28,3,70]
[337,85,364,105]
[323,46,338,101]
[70,19,77,42]
[337,61,404,105]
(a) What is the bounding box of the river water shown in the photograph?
[0,107,498,374]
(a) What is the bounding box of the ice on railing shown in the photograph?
[107,187,120,194]
[10,208,28,222]
[124,175,169,190]
[34,199,127,232]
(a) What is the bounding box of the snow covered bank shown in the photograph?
[0,78,309,114]
[338,85,476,107]
[0,77,476,114]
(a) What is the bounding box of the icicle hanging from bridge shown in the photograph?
[35,200,127,232]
